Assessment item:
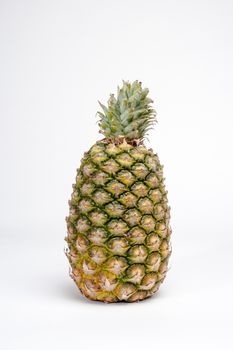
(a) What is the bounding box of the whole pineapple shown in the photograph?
[66,81,171,302]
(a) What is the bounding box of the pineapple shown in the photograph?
[65,81,171,302]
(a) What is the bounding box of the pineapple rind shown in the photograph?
[66,141,171,302]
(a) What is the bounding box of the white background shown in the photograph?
[1,0,233,349]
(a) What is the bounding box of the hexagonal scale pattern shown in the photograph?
[66,141,171,302]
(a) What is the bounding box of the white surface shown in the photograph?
[1,0,233,349]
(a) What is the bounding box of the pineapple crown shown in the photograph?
[97,80,157,143]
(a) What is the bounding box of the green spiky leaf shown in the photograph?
[97,80,157,141]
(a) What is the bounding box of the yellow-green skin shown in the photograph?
[66,140,171,302]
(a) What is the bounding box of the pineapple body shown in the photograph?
[66,140,171,302]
